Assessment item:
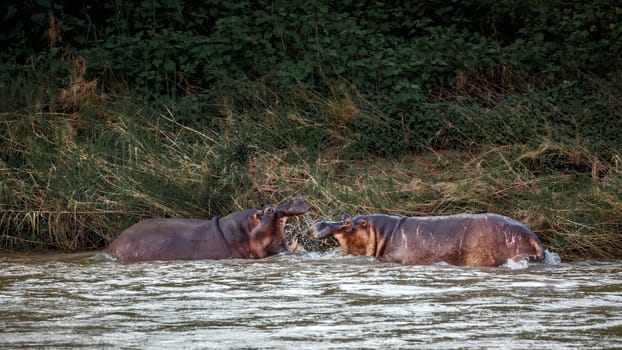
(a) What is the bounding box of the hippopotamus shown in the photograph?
[106,197,308,263]
[312,213,545,267]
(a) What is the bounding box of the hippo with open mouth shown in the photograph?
[312,213,545,267]
[106,197,308,263]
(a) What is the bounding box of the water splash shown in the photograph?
[544,250,562,265]
[504,256,529,270]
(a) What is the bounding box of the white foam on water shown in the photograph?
[544,249,562,265]
[503,249,562,269]
[2,251,621,350]
[503,256,529,270]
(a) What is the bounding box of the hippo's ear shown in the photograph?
[341,214,354,230]
[357,218,367,229]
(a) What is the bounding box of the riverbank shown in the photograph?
[2,94,621,261]
[3,2,621,261]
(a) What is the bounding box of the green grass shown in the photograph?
[1,59,621,261]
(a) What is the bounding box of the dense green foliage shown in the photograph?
[1,1,621,259]
[2,0,621,155]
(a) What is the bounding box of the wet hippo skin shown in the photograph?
[106,197,308,263]
[312,213,545,267]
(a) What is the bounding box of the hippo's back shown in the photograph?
[396,213,544,266]
[106,218,232,263]
[457,213,545,265]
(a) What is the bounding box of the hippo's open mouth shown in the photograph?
[266,197,308,254]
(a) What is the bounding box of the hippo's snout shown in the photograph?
[311,221,336,239]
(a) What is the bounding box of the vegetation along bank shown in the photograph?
[1,1,621,260]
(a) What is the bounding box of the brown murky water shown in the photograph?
[0,250,620,349]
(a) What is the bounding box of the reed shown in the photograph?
[1,61,621,261]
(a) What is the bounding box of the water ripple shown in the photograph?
[0,252,620,349]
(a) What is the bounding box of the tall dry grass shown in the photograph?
[2,57,621,261]
[3,102,622,260]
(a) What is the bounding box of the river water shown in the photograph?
[0,250,620,349]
